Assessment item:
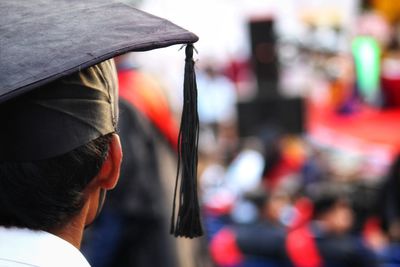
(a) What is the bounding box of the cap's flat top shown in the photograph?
[0,0,198,102]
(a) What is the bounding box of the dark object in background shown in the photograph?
[249,19,279,98]
[381,74,400,108]
[237,97,304,138]
[236,222,293,267]
[378,155,400,241]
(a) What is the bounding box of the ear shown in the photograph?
[95,133,122,190]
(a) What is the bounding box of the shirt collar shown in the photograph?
[0,226,90,267]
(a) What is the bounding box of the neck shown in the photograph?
[50,186,102,249]
[50,203,90,249]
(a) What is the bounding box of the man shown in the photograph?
[0,61,122,266]
[0,0,199,266]
[210,188,293,267]
[286,183,378,267]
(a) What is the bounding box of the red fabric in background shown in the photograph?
[307,101,400,155]
[286,226,323,267]
[382,76,400,108]
[290,197,314,230]
[118,69,179,150]
[210,228,244,267]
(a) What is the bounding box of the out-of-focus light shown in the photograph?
[352,36,381,104]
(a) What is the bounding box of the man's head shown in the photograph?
[0,60,122,233]
[309,183,354,235]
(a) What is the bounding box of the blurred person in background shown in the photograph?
[199,137,264,246]
[210,186,293,267]
[258,127,305,192]
[300,146,330,191]
[197,62,237,132]
[197,62,239,166]
[286,182,378,267]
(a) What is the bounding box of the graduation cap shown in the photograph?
[0,0,201,238]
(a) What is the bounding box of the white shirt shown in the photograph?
[0,227,90,267]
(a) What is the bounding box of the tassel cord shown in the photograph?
[170,44,202,238]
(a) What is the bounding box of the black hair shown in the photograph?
[307,182,350,219]
[0,134,112,232]
[258,126,283,179]
[244,187,269,211]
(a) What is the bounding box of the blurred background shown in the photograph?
[83,0,400,266]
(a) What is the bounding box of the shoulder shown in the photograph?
[0,227,91,267]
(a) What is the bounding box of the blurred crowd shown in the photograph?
[199,120,400,267]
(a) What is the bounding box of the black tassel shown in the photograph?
[170,44,203,238]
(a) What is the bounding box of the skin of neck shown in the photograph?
[50,188,102,249]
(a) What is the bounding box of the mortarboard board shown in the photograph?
[0,0,201,238]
